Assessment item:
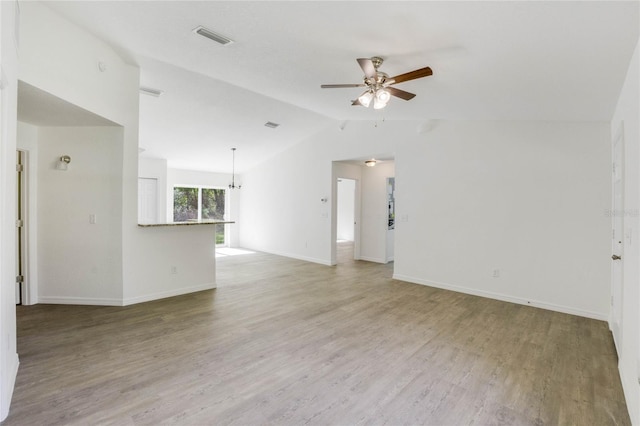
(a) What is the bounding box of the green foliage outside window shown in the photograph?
[173,186,227,245]
[202,188,226,220]
[173,187,198,222]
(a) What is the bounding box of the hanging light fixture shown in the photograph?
[365,159,377,167]
[357,87,391,109]
[229,148,241,189]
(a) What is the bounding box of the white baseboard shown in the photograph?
[392,274,607,321]
[249,247,333,266]
[1,352,19,422]
[38,283,217,307]
[123,283,216,306]
[359,256,387,264]
[38,296,123,306]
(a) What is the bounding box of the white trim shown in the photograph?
[39,283,218,307]
[618,362,640,425]
[359,256,387,264]
[392,274,608,321]
[38,296,123,306]
[123,283,216,306]
[250,248,332,266]
[0,353,19,421]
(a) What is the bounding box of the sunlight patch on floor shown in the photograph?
[216,247,256,257]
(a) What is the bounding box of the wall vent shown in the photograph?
[193,26,234,46]
[139,87,164,97]
[264,121,280,129]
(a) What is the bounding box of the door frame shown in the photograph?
[16,148,37,305]
[610,121,625,351]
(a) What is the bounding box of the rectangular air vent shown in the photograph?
[264,121,280,129]
[139,87,164,97]
[193,26,234,46]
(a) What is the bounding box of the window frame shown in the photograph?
[172,185,229,246]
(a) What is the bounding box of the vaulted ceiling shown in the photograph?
[35,1,639,173]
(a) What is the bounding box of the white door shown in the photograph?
[138,178,158,224]
[610,124,624,350]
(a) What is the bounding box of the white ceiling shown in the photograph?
[27,1,639,173]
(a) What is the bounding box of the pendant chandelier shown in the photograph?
[229,147,241,189]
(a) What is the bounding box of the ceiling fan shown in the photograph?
[321,56,433,109]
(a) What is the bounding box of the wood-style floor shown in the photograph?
[3,243,630,425]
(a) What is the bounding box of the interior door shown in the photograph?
[610,124,624,350]
[138,178,158,224]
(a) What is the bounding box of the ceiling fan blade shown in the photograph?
[351,99,363,106]
[357,58,376,79]
[321,84,366,89]
[389,66,433,84]
[386,86,416,101]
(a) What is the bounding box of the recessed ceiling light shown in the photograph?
[139,87,164,97]
[193,25,234,46]
[264,121,280,129]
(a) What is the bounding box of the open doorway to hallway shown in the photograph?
[336,178,357,264]
[332,158,395,268]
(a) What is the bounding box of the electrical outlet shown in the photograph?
[492,269,500,278]
[171,266,177,274]
[89,214,96,224]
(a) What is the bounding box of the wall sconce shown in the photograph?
[56,155,71,171]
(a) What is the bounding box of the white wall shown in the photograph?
[0,1,19,420]
[240,119,612,321]
[610,35,640,425]
[19,2,217,308]
[240,140,334,265]
[394,121,611,320]
[337,178,355,241]
[121,225,217,305]
[19,1,135,304]
[37,126,124,305]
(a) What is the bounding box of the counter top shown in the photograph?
[138,220,234,228]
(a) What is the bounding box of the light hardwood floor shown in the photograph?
[3,244,630,425]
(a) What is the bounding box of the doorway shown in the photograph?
[336,178,357,263]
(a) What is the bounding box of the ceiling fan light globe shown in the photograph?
[373,97,388,109]
[358,91,374,108]
[376,88,391,103]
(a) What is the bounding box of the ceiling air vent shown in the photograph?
[193,26,234,46]
[139,87,164,97]
[264,121,280,129]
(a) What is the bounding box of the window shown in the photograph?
[173,186,227,245]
